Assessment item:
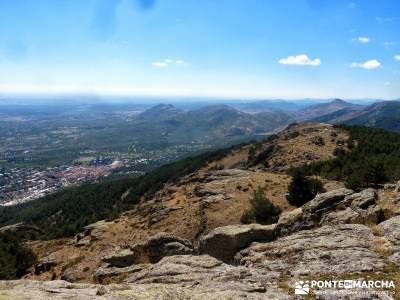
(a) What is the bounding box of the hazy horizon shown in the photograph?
[0,0,399,99]
[0,93,395,104]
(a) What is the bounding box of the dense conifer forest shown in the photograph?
[293,125,400,190]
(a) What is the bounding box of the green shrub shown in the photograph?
[287,169,325,207]
[241,187,281,225]
[248,146,256,161]
[312,136,325,146]
[240,209,255,224]
[346,138,355,150]
[0,232,36,279]
[333,147,346,157]
[345,174,363,191]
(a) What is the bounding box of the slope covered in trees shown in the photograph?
[294,125,400,190]
[0,232,36,279]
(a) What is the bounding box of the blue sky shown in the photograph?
[0,0,399,99]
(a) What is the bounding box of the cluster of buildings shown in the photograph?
[0,160,123,206]
[0,143,209,207]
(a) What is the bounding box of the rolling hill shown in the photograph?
[345,101,400,131]
[312,100,400,132]
[133,104,295,144]
[295,98,363,121]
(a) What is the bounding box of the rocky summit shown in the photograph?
[2,123,400,299]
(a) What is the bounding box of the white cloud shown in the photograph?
[278,54,321,66]
[384,41,394,49]
[394,55,400,62]
[358,37,370,43]
[350,59,381,70]
[353,36,370,43]
[152,61,168,68]
[152,59,186,67]
[376,17,393,23]
[384,82,391,86]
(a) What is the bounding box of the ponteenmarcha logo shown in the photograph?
[293,279,395,296]
[294,280,310,295]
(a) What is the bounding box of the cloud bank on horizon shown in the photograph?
[0,0,399,99]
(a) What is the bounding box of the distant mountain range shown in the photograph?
[312,100,400,132]
[135,104,294,144]
[229,100,305,112]
[294,99,363,121]
[135,99,400,146]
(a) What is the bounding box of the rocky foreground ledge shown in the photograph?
[0,256,292,299]
[0,279,287,299]
[3,187,400,299]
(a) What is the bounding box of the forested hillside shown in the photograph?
[0,233,36,280]
[294,125,400,190]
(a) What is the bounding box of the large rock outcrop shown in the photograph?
[1,254,293,299]
[377,216,400,245]
[319,207,361,225]
[347,188,377,210]
[199,224,276,262]
[377,216,400,267]
[147,232,194,263]
[302,188,354,216]
[93,264,145,284]
[277,188,385,236]
[126,255,289,298]
[102,248,138,268]
[236,224,387,276]
[83,220,114,241]
[0,278,291,299]
[101,233,194,268]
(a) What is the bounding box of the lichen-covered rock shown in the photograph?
[147,232,194,263]
[126,255,224,284]
[126,255,289,298]
[277,208,303,227]
[34,257,58,276]
[60,267,86,283]
[93,264,145,283]
[0,275,291,299]
[347,188,377,210]
[319,207,361,225]
[101,248,138,268]
[199,224,276,262]
[377,216,400,269]
[278,189,355,235]
[302,188,354,216]
[378,216,400,245]
[361,205,387,225]
[84,220,113,241]
[395,181,400,193]
[236,224,387,276]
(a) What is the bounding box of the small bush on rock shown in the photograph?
[241,187,281,225]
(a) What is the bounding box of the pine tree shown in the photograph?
[287,170,325,207]
[241,187,281,225]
